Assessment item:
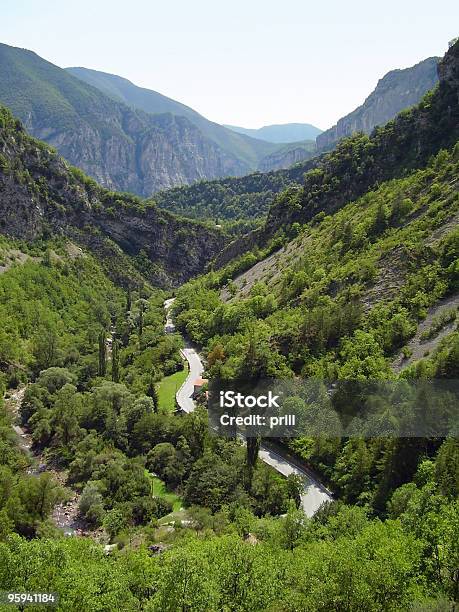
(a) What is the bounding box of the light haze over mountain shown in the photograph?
[223,123,323,143]
[66,67,278,169]
[2,0,457,127]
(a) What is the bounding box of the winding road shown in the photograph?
[164,299,333,516]
[165,298,204,413]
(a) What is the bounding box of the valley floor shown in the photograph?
[166,299,334,516]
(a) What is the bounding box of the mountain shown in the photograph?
[0,43,276,196]
[171,39,459,548]
[257,140,317,171]
[1,39,459,612]
[153,55,446,227]
[155,56,444,227]
[216,41,458,267]
[0,103,224,287]
[173,112,459,541]
[153,161,310,232]
[316,57,439,151]
[223,122,323,143]
[66,66,279,169]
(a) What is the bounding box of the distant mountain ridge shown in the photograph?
[316,57,440,151]
[0,43,444,202]
[66,66,279,169]
[0,43,263,194]
[0,43,292,196]
[223,122,323,143]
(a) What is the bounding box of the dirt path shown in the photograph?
[392,292,459,372]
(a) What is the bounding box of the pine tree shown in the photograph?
[98,330,106,377]
[373,202,388,234]
[126,288,132,312]
[246,436,260,468]
[137,299,148,339]
[246,436,260,490]
[112,339,120,383]
[43,248,53,267]
[139,307,144,339]
[146,377,159,413]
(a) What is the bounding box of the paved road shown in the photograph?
[164,299,333,516]
[176,348,204,413]
[258,444,332,516]
[164,299,204,413]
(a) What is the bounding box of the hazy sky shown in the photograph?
[2,0,458,129]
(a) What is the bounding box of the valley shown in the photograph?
[0,27,457,612]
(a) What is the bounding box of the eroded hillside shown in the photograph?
[0,106,225,287]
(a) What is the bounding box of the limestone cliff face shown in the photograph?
[0,108,225,287]
[28,110,249,195]
[216,41,459,267]
[0,43,249,197]
[259,58,440,172]
[258,144,316,171]
[438,40,459,93]
[316,57,440,151]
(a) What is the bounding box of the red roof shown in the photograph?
[193,378,208,387]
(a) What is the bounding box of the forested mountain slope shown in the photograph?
[0,194,458,608]
[175,145,459,383]
[171,41,459,519]
[163,135,459,611]
[153,160,314,232]
[0,105,224,287]
[215,40,459,265]
[0,43,262,194]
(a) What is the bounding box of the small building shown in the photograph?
[192,377,208,398]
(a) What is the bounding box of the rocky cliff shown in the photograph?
[66,66,279,170]
[316,57,439,151]
[237,58,439,173]
[275,46,457,229]
[0,43,250,196]
[257,141,317,171]
[0,106,225,287]
[216,41,459,266]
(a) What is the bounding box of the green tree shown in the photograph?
[282,500,307,550]
[79,481,105,526]
[103,508,128,539]
[112,339,120,383]
[98,330,107,377]
[146,377,159,413]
